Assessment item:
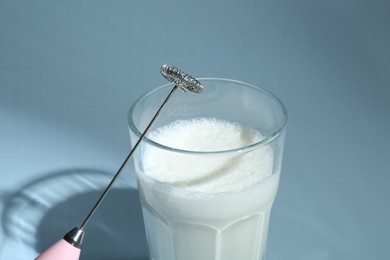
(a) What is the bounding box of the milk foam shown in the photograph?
[143,118,274,193]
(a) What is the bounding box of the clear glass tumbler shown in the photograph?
[128,78,287,260]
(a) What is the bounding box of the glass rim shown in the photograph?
[128,78,288,155]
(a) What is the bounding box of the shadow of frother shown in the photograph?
[1,169,149,260]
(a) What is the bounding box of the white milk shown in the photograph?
[134,118,279,260]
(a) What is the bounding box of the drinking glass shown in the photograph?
[128,78,287,260]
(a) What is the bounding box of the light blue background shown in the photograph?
[1,0,389,259]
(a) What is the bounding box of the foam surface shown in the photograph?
[142,118,274,193]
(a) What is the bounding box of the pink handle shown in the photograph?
[35,239,81,260]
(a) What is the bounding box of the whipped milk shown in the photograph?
[134,118,279,260]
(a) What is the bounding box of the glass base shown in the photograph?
[142,203,271,260]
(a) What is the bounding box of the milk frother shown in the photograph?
[35,65,203,260]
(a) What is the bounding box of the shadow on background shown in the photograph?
[1,169,149,260]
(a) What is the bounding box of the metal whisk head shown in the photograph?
[160,64,203,94]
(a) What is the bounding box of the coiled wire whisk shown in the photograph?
[161,64,203,93]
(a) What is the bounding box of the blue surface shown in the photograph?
[1,0,389,259]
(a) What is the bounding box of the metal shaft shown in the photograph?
[79,85,179,230]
